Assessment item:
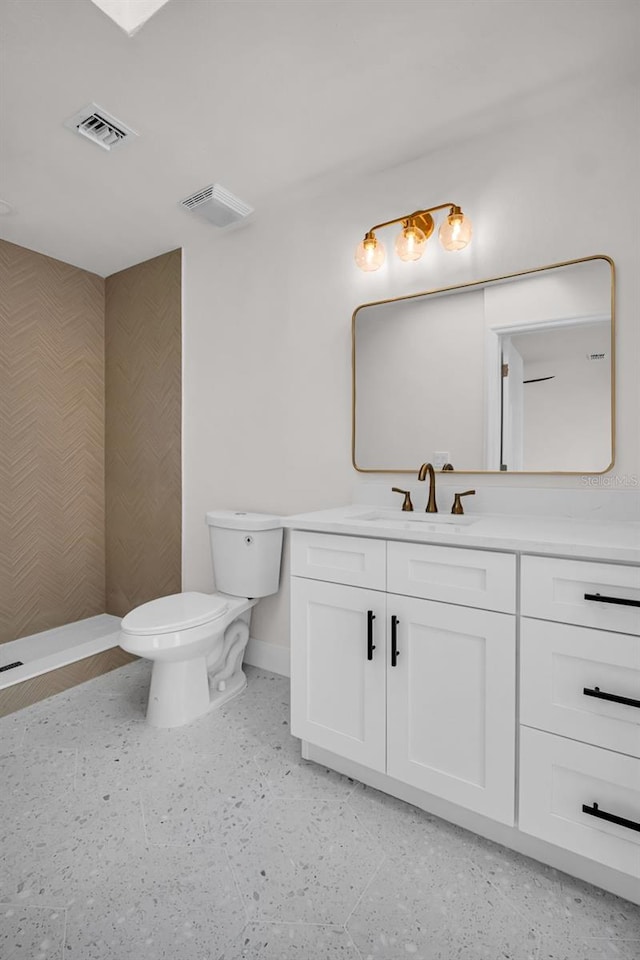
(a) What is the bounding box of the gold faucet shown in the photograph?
[417,462,438,512]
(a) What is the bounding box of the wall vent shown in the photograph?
[64,103,137,151]
[180,183,253,227]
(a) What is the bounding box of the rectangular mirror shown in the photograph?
[352,256,614,474]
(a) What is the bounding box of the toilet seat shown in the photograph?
[121,591,229,636]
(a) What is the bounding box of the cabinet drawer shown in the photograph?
[519,727,640,877]
[290,531,386,589]
[521,619,640,758]
[521,556,640,635]
[387,541,515,613]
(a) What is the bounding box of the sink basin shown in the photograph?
[351,510,477,527]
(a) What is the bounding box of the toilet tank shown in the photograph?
[206,511,283,598]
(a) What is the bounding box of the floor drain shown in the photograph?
[0,661,24,673]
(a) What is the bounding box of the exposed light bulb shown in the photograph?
[355,232,385,272]
[394,220,427,262]
[439,206,472,252]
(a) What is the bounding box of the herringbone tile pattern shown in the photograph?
[105,249,182,617]
[0,240,106,644]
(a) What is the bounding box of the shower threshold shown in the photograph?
[0,615,131,716]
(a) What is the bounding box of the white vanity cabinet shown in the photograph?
[519,555,640,876]
[290,531,517,825]
[286,507,640,903]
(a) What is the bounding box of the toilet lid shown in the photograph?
[121,592,229,636]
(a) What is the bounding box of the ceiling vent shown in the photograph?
[64,103,137,151]
[180,183,253,227]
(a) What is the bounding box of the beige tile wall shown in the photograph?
[105,249,182,617]
[0,240,106,644]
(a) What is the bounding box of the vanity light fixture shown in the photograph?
[355,203,472,272]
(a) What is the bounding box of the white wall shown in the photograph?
[484,258,611,328]
[182,78,640,650]
[355,289,485,469]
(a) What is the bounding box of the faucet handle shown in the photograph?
[391,487,414,512]
[451,490,475,515]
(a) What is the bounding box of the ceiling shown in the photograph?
[1,0,638,276]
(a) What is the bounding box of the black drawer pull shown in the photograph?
[582,802,640,833]
[391,615,399,667]
[584,592,640,608]
[583,686,640,709]
[367,610,376,661]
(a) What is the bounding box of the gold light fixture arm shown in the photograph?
[367,203,458,235]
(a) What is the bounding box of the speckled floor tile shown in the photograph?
[0,745,76,808]
[21,696,145,751]
[468,844,640,942]
[222,921,361,958]
[0,714,27,757]
[347,782,481,861]
[140,751,271,847]
[134,699,262,758]
[0,664,637,956]
[86,658,151,698]
[228,800,384,924]
[75,693,264,794]
[18,665,151,751]
[63,842,245,960]
[538,936,640,959]
[75,739,146,792]
[0,785,144,905]
[347,855,539,959]
[254,736,356,800]
[66,914,239,960]
[218,668,291,746]
[0,902,65,960]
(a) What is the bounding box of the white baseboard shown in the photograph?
[244,636,290,677]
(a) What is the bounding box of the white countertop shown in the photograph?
[283,505,640,564]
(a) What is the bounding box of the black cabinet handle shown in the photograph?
[583,686,640,709]
[584,592,640,608]
[582,802,640,833]
[367,610,376,661]
[391,615,399,667]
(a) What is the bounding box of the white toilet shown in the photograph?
[119,510,283,728]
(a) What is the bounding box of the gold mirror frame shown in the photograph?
[352,255,615,474]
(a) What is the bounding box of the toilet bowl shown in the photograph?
[119,511,283,728]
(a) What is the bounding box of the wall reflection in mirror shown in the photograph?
[352,256,614,473]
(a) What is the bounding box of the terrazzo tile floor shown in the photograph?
[1,661,638,959]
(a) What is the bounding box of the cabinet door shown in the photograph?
[386,596,516,824]
[290,577,386,771]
